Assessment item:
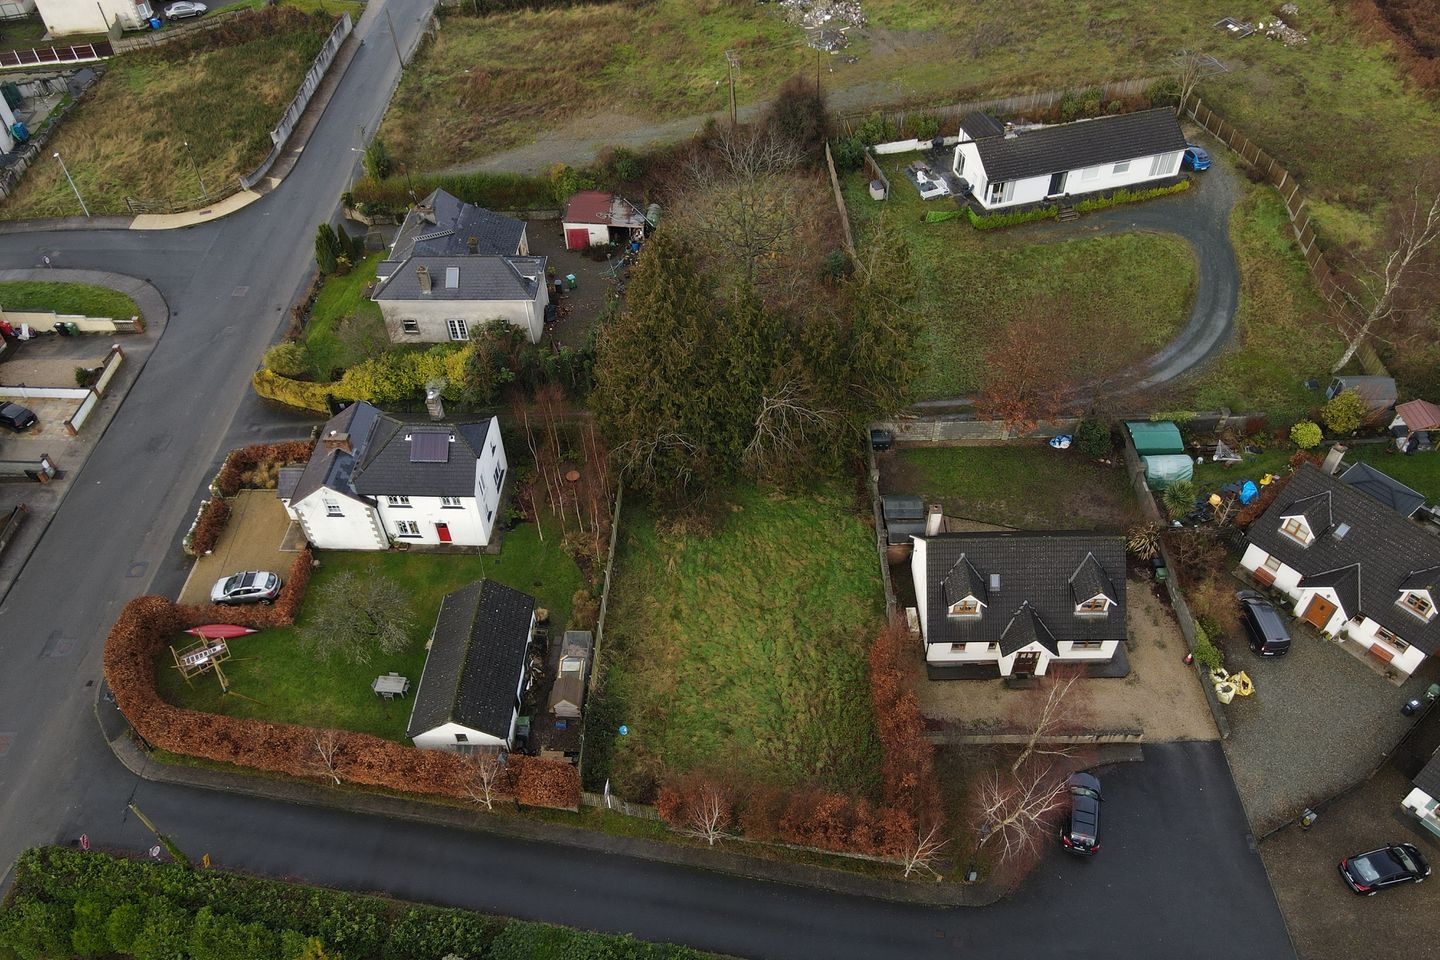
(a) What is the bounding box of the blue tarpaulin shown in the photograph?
[1239,480,1258,504]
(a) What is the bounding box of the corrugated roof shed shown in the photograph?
[1395,399,1440,432]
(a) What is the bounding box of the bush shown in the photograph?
[1074,418,1112,457]
[349,170,555,217]
[263,342,311,379]
[1321,389,1367,435]
[1147,76,1181,109]
[252,368,333,412]
[830,136,865,172]
[1072,179,1190,213]
[1192,623,1224,672]
[185,498,231,557]
[854,111,896,146]
[966,204,1058,230]
[362,138,392,181]
[1162,479,1198,517]
[315,223,341,275]
[910,113,941,141]
[1289,419,1322,449]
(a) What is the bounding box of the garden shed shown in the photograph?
[561,191,648,250]
[1143,454,1194,490]
[1126,420,1185,456]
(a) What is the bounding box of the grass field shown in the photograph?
[156,522,584,741]
[846,155,1196,400]
[594,484,885,799]
[881,445,1139,530]
[1,10,335,219]
[1191,446,1296,493]
[301,252,386,379]
[0,280,140,320]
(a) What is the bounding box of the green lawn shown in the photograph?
[592,484,885,800]
[1191,446,1296,493]
[845,155,1196,400]
[1180,184,1343,418]
[1341,444,1440,502]
[301,252,387,379]
[157,521,585,741]
[0,280,140,321]
[882,445,1139,530]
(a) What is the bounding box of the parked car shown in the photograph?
[163,1,207,19]
[1339,843,1430,895]
[1237,590,1291,657]
[0,401,37,432]
[1060,772,1102,856]
[1183,145,1211,171]
[210,571,282,605]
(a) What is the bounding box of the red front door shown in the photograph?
[565,228,590,250]
[435,522,452,543]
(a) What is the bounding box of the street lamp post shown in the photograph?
[53,151,89,217]
[182,140,207,198]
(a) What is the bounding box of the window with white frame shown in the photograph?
[1400,591,1435,620]
[955,152,965,174]
[395,520,421,537]
[949,598,981,617]
[323,498,342,517]
[1071,640,1105,650]
[1113,160,1131,174]
[1081,166,1100,181]
[1374,625,1409,650]
[440,496,463,509]
[447,319,469,341]
[988,180,1014,204]
[1149,151,1180,176]
[1281,517,1311,544]
[401,318,420,334]
[386,496,411,508]
[1263,555,1283,572]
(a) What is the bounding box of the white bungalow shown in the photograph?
[951,107,1188,210]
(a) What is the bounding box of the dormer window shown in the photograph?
[1399,591,1435,621]
[1076,596,1111,616]
[949,598,982,618]
[1281,517,1311,545]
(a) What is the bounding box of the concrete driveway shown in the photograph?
[178,490,296,605]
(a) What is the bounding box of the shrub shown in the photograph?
[185,498,231,557]
[1071,179,1190,213]
[854,111,896,146]
[262,342,311,379]
[1126,523,1161,560]
[910,113,941,141]
[1192,623,1224,672]
[362,138,391,181]
[830,136,865,172]
[314,223,341,275]
[1321,389,1367,434]
[569,588,600,632]
[1074,418,1112,457]
[1289,419,1322,449]
[252,368,332,412]
[349,170,554,217]
[966,204,1058,230]
[1162,479,1198,517]
[1147,76,1181,109]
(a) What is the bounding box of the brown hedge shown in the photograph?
[214,440,316,498]
[188,498,231,556]
[104,552,578,810]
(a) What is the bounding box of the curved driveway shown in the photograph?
[0,6,1289,958]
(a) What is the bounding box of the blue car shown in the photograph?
[1183,145,1211,171]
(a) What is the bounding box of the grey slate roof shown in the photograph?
[1246,465,1440,654]
[970,108,1187,182]
[999,602,1059,656]
[1416,746,1440,800]
[1280,491,1334,536]
[919,533,1127,649]
[942,555,988,607]
[882,495,925,522]
[1340,462,1426,517]
[1299,564,1362,619]
[1401,567,1440,592]
[276,466,304,501]
[1069,552,1116,605]
[407,580,535,741]
[373,255,546,302]
[392,189,526,260]
[290,402,496,501]
[960,111,1005,139]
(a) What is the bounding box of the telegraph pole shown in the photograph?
[385,8,404,67]
[127,802,193,868]
[724,50,739,127]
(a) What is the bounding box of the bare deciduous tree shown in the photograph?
[1175,49,1209,113]
[307,729,343,785]
[742,377,841,478]
[1009,670,1085,775]
[297,570,414,664]
[461,752,506,811]
[973,765,1069,867]
[900,823,950,879]
[684,781,732,848]
[1331,184,1440,372]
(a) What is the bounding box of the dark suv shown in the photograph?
[1060,772,1102,856]
[1237,590,1291,657]
[0,401,37,432]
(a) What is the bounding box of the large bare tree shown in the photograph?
[305,729,344,785]
[972,765,1069,867]
[297,570,415,664]
[1008,670,1086,774]
[461,752,506,811]
[1331,184,1440,372]
[1175,50,1209,113]
[900,823,951,879]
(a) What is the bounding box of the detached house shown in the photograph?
[278,401,507,551]
[950,107,1187,211]
[911,532,1128,679]
[373,189,549,345]
[408,580,536,752]
[1240,464,1440,678]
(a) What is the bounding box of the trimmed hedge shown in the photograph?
[253,368,333,413]
[1072,178,1190,213]
[956,179,1191,230]
[213,440,315,498]
[0,847,718,960]
[254,346,474,413]
[104,553,580,810]
[185,498,231,557]
[966,204,1059,230]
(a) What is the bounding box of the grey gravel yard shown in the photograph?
[1221,625,1436,836]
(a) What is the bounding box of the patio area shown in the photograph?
[178,490,299,605]
[527,222,621,348]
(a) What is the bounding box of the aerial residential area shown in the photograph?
[2,1,1440,958]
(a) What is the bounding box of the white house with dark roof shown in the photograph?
[372,189,549,345]
[1402,746,1440,840]
[950,108,1188,210]
[1240,463,1440,678]
[910,532,1128,679]
[408,580,535,752]
[277,401,507,551]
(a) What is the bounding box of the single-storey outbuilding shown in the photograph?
[561,191,648,250]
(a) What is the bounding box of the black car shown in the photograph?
[1339,843,1430,895]
[0,401,37,432]
[1060,772,1102,856]
[1237,590,1292,656]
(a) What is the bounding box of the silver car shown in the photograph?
[164,2,207,20]
[210,571,282,605]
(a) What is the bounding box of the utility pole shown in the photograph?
[724,50,739,127]
[384,8,404,67]
[52,151,89,217]
[182,140,206,197]
[127,802,193,868]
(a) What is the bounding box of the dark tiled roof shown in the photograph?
[1401,567,1440,592]
[919,533,1127,648]
[288,402,383,505]
[1299,564,1362,619]
[373,255,546,302]
[972,108,1187,182]
[352,419,493,497]
[960,111,1005,139]
[392,189,526,260]
[1340,462,1426,517]
[1069,552,1116,605]
[276,466,304,501]
[407,580,535,741]
[942,555,988,607]
[1280,491,1334,536]
[1246,465,1440,654]
[1416,747,1440,799]
[999,602,1059,656]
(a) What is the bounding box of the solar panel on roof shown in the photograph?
[409,431,451,463]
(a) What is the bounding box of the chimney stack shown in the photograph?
[1322,443,1347,475]
[425,385,445,421]
[467,236,478,254]
[417,265,431,294]
[418,202,436,224]
[323,430,352,454]
[925,503,944,536]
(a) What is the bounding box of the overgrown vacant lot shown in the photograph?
[2,9,335,219]
[846,156,1196,400]
[881,445,1138,531]
[156,524,583,741]
[595,484,885,799]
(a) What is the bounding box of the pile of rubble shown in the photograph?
[1258,15,1307,46]
[764,0,867,51]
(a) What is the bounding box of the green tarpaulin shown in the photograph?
[1144,454,1194,490]
[1126,421,1185,456]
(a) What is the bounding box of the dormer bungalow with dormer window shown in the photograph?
[911,533,1127,679]
[1240,464,1440,678]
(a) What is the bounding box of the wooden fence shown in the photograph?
[822,142,856,260]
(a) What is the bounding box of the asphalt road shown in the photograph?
[0,4,1293,958]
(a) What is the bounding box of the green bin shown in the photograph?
[565,273,577,290]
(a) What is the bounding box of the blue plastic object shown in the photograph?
[1239,480,1259,504]
[1048,435,1072,449]
[9,121,27,143]
[149,16,161,29]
